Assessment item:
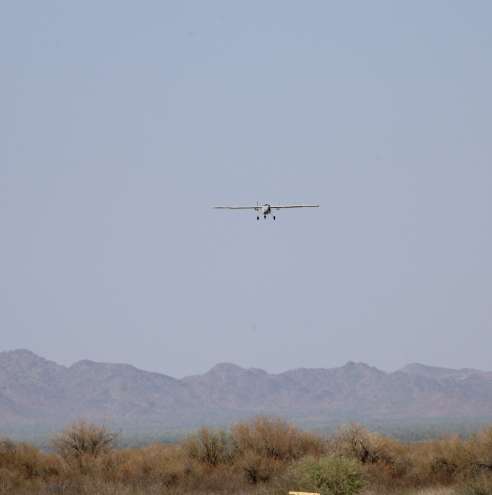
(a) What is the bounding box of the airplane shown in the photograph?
[213,202,320,220]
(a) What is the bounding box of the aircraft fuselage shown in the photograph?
[257,204,275,220]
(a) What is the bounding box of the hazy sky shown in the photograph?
[2,1,492,377]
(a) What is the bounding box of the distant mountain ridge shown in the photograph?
[1,349,492,434]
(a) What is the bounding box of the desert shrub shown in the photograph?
[184,463,246,493]
[386,433,484,488]
[431,456,459,480]
[0,439,16,471]
[111,444,187,486]
[232,417,323,462]
[7,420,492,495]
[52,422,117,468]
[183,427,234,466]
[238,450,282,484]
[457,473,492,495]
[0,438,61,482]
[425,436,470,483]
[290,455,364,495]
[331,423,413,488]
[332,424,395,465]
[13,444,60,480]
[0,438,16,455]
[409,434,477,484]
[0,467,19,494]
[468,426,492,475]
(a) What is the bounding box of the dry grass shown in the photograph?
[362,488,456,495]
[2,419,492,495]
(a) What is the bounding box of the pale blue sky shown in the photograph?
[1,1,492,376]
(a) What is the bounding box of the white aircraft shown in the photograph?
[213,202,319,220]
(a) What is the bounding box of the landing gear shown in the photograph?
[273,216,276,220]
[264,215,267,220]
[257,216,260,221]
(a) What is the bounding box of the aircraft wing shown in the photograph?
[213,206,259,210]
[271,204,320,210]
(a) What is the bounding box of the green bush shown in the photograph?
[291,455,364,495]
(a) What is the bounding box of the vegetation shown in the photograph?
[2,417,492,494]
[52,421,117,465]
[291,455,364,495]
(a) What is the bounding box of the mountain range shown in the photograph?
[1,349,492,435]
